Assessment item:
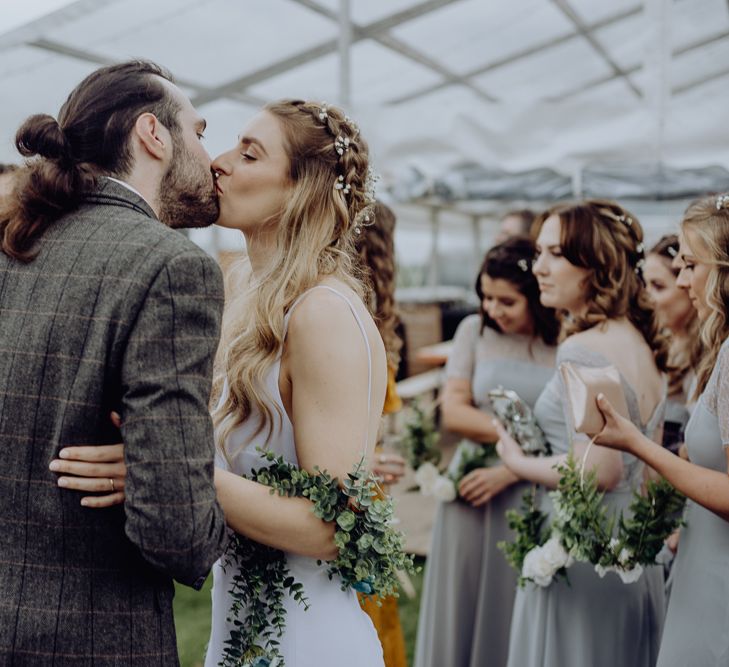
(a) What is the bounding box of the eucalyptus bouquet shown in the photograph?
[220,451,418,667]
[396,400,441,470]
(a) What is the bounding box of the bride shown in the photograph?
[51,99,387,666]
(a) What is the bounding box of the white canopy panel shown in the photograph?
[1,0,728,198]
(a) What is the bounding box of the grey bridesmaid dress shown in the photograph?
[657,339,729,667]
[506,340,666,667]
[414,316,554,667]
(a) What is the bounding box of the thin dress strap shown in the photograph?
[284,285,373,460]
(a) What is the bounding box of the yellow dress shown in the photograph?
[360,365,407,667]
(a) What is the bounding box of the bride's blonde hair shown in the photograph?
[212,100,373,458]
[681,196,729,398]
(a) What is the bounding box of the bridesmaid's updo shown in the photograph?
[476,236,560,345]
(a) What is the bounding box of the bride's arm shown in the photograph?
[216,291,381,558]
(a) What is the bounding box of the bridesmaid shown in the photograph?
[596,195,729,666]
[356,201,408,667]
[496,201,669,667]
[644,235,701,452]
[414,236,559,667]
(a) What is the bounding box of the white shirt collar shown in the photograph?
[105,176,149,205]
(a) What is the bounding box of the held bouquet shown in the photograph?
[396,400,441,470]
[220,450,418,667]
[414,440,494,503]
[488,387,551,456]
[500,455,685,589]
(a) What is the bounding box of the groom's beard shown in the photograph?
[158,139,219,229]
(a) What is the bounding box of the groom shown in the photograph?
[0,61,228,665]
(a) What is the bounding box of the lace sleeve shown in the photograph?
[445,315,479,381]
[713,340,729,448]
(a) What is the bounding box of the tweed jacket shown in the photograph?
[0,179,228,665]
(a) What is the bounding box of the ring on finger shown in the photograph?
[108,478,115,492]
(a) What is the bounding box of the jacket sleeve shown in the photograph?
[119,248,228,588]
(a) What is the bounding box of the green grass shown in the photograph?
[173,557,426,667]
[174,577,213,667]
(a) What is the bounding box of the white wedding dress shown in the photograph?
[205,286,385,667]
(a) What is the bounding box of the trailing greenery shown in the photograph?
[501,454,685,587]
[220,450,418,667]
[499,486,550,585]
[396,401,441,470]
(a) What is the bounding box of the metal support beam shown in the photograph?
[388,4,641,105]
[555,27,729,101]
[551,0,642,98]
[427,208,441,287]
[0,0,120,52]
[470,215,483,278]
[338,0,352,107]
[190,0,463,106]
[25,38,267,108]
[293,0,496,103]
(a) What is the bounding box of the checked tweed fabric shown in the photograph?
[0,180,228,666]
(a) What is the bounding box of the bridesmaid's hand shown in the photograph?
[493,419,525,470]
[458,465,515,507]
[50,443,126,507]
[666,529,680,554]
[372,453,406,485]
[594,393,642,453]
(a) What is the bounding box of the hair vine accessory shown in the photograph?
[636,242,645,255]
[667,246,678,258]
[716,193,729,210]
[334,174,351,195]
[618,214,633,227]
[517,258,530,272]
[334,135,350,156]
[318,102,329,122]
[364,167,379,204]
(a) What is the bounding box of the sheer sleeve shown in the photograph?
[445,314,479,381]
[714,340,729,448]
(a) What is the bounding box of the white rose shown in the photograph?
[432,476,457,503]
[594,563,618,579]
[617,547,632,567]
[415,462,439,495]
[522,545,554,587]
[617,564,643,584]
[541,536,572,571]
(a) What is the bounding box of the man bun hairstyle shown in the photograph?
[1,60,179,262]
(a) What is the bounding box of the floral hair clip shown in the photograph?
[318,102,329,123]
[344,115,360,135]
[517,258,530,272]
[364,167,379,204]
[716,193,729,210]
[334,135,350,156]
[334,174,351,195]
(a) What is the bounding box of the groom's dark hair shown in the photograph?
[1,60,180,262]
